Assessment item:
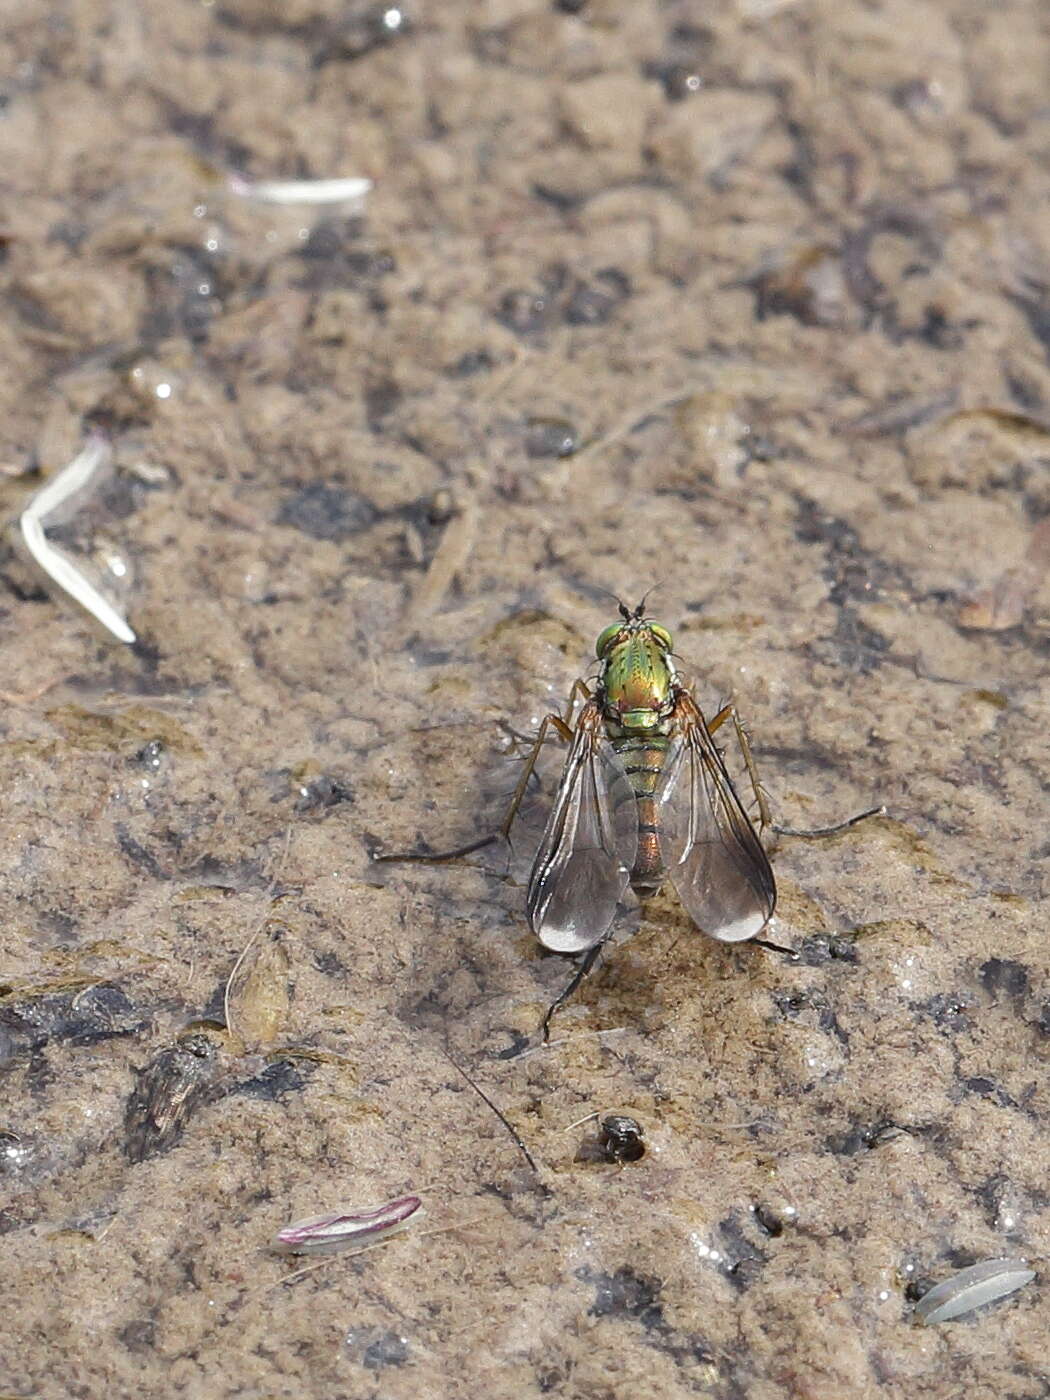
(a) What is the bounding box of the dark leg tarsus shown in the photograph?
[542,938,608,1043]
[773,804,886,840]
[374,831,501,864]
[752,936,800,958]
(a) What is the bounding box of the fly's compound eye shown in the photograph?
[595,623,624,658]
[649,624,673,652]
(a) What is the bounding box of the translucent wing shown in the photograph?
[658,695,775,942]
[527,700,638,954]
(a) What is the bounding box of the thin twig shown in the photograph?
[562,1111,599,1133]
[443,1051,538,1173]
[223,925,263,1045]
[0,676,62,705]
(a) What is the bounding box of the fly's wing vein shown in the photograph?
[658,697,775,942]
[527,702,638,954]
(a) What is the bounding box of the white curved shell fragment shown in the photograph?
[228,173,372,205]
[19,433,137,644]
[273,1193,422,1255]
[915,1258,1035,1325]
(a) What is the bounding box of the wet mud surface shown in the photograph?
[2,2,1050,1397]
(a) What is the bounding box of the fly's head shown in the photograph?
[595,601,675,730]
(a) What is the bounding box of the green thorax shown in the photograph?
[597,620,676,736]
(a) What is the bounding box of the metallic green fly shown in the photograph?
[378,599,882,1039]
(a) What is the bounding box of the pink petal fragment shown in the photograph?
[274,1194,422,1255]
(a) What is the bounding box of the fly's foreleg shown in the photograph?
[374,679,590,864]
[496,710,573,841]
[559,677,594,727]
[490,677,594,842]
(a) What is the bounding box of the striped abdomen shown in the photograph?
[614,735,671,897]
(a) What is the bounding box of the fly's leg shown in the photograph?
[374,679,592,863]
[541,935,610,1043]
[707,703,773,831]
[373,714,569,864]
[773,806,886,839]
[558,678,594,725]
[373,830,504,863]
[496,678,593,842]
[707,703,884,840]
[752,937,800,958]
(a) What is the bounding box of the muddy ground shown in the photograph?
[2,1,1049,1397]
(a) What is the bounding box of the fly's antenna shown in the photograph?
[593,584,632,620]
[633,581,663,618]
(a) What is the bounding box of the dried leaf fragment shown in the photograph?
[225,927,290,1051]
[19,433,136,643]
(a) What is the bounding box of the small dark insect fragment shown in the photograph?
[599,1114,645,1163]
[123,1034,222,1163]
[295,773,353,812]
[313,3,411,64]
[134,739,165,771]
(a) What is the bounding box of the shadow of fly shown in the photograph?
[377,599,882,1040]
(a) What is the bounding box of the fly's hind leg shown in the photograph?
[752,936,800,958]
[541,935,610,1043]
[707,703,884,841]
[374,679,592,864]
[772,806,886,839]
